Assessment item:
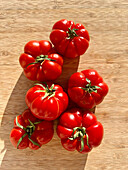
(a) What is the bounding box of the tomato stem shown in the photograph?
[67,28,79,39]
[68,126,90,152]
[35,83,56,100]
[25,55,56,68]
[81,78,101,93]
[16,116,41,149]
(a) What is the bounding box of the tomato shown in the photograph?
[50,19,90,58]
[57,108,103,153]
[10,109,54,150]
[19,40,63,81]
[68,69,109,109]
[25,82,69,120]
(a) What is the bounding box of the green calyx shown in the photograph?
[26,119,36,136]
[69,127,90,152]
[35,83,56,100]
[16,116,41,149]
[81,78,101,93]
[67,28,79,39]
[26,55,56,68]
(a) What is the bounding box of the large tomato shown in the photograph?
[25,82,69,120]
[19,40,63,81]
[50,19,90,58]
[57,108,103,154]
[68,69,109,109]
[10,109,54,150]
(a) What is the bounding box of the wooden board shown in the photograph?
[0,0,128,170]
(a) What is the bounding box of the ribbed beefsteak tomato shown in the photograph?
[10,109,54,150]
[19,40,63,81]
[25,82,68,120]
[57,108,103,153]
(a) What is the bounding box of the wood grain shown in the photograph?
[0,0,128,170]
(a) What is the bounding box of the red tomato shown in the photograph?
[68,69,109,109]
[50,19,90,58]
[10,109,54,150]
[25,82,69,120]
[57,108,103,153]
[19,40,63,81]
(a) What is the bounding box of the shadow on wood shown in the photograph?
[0,57,88,170]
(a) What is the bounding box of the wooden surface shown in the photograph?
[0,0,128,170]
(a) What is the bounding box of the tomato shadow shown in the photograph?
[0,57,88,170]
[55,56,80,90]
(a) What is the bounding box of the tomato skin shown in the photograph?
[68,69,109,109]
[61,138,78,151]
[57,108,104,154]
[10,128,29,149]
[50,19,90,58]
[59,108,82,129]
[19,40,63,81]
[10,109,54,150]
[25,83,69,120]
[87,122,103,147]
[39,40,52,55]
[24,40,41,58]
